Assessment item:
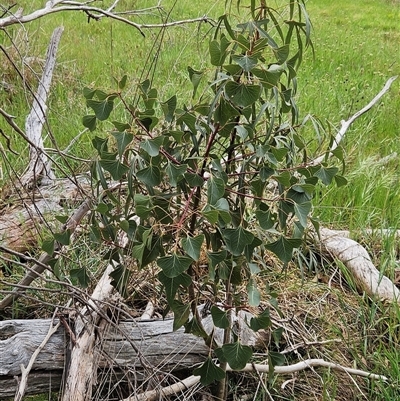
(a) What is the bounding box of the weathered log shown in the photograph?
[0,318,208,399]
[316,227,400,303]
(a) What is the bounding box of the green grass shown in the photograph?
[1,1,400,400]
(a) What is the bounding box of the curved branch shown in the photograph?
[311,75,398,166]
[127,358,387,401]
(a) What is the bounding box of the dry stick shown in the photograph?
[125,359,387,401]
[14,313,61,401]
[311,75,398,166]
[0,199,92,311]
[20,27,64,188]
[316,227,400,303]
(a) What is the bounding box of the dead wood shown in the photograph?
[0,317,208,399]
[315,227,400,303]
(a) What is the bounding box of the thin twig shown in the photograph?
[14,312,61,401]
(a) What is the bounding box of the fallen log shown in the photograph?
[0,317,209,399]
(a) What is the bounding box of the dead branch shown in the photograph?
[0,198,92,311]
[14,314,61,401]
[315,227,400,303]
[18,27,63,188]
[126,358,388,401]
[0,1,214,35]
[311,75,398,166]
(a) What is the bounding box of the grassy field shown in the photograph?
[1,0,400,400]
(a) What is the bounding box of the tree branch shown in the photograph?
[311,75,398,165]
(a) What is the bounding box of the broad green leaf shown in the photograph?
[334,175,348,187]
[132,243,145,266]
[193,357,225,386]
[207,250,227,269]
[256,208,275,230]
[112,131,134,157]
[249,308,272,331]
[82,115,97,131]
[83,87,96,99]
[158,271,192,304]
[273,44,290,63]
[215,97,241,126]
[184,172,204,188]
[109,264,131,297]
[182,235,204,261]
[87,99,114,121]
[185,316,208,339]
[70,267,90,288]
[42,239,54,256]
[293,201,312,228]
[224,81,261,108]
[252,68,281,89]
[136,165,161,187]
[119,219,137,240]
[140,136,164,157]
[244,236,262,262]
[264,236,302,264]
[209,35,230,66]
[222,227,254,256]
[207,176,225,205]
[247,279,261,307]
[157,254,192,278]
[314,166,339,185]
[269,351,285,367]
[54,229,71,246]
[274,171,291,187]
[221,341,253,370]
[100,159,129,180]
[112,121,131,132]
[171,300,191,331]
[187,66,204,98]
[92,136,108,155]
[118,74,127,90]
[166,163,187,186]
[211,305,229,329]
[202,208,219,225]
[161,95,177,122]
[231,54,258,72]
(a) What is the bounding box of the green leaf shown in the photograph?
[293,201,312,228]
[83,87,96,99]
[224,81,261,108]
[334,175,348,187]
[202,208,219,225]
[274,171,291,187]
[118,74,127,90]
[136,165,162,187]
[182,235,204,261]
[184,172,204,188]
[209,35,230,66]
[158,271,192,304]
[269,351,285,367]
[187,66,204,98]
[222,227,254,256]
[82,115,97,131]
[100,159,129,180]
[87,99,114,121]
[256,207,275,230]
[207,250,227,270]
[249,309,272,331]
[42,239,55,255]
[211,305,229,329]
[247,279,261,307]
[265,236,302,264]
[161,95,177,122]
[314,166,339,185]
[109,264,131,297]
[193,357,225,386]
[207,175,225,205]
[221,341,253,370]
[119,219,137,240]
[54,229,71,246]
[140,136,164,157]
[273,44,290,63]
[157,254,192,278]
[111,131,134,157]
[231,54,258,72]
[70,267,90,288]
[92,136,108,155]
[166,163,187,186]
[171,300,191,331]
